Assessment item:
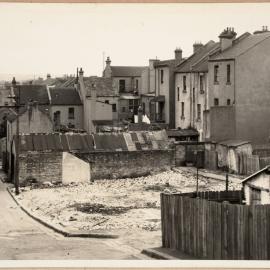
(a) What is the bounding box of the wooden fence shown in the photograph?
[161,192,270,260]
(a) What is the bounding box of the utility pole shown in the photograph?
[8,81,20,195]
[14,87,20,195]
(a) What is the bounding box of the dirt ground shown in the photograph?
[14,168,242,251]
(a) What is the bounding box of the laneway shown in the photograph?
[0,179,148,260]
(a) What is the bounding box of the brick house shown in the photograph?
[206,27,270,145]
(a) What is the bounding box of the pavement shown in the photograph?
[0,171,150,260]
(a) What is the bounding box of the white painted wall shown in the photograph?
[244,173,270,205]
[62,152,90,184]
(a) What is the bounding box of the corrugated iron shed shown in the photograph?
[15,130,171,153]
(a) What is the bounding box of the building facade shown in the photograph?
[175,41,219,140]
[206,27,270,145]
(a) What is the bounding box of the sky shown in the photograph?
[0,3,270,81]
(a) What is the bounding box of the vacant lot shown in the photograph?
[15,168,242,251]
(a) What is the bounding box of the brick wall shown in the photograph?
[77,150,174,180]
[19,151,62,184]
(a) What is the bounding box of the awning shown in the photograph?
[150,95,165,103]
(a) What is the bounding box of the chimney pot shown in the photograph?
[12,77,16,85]
[79,67,84,76]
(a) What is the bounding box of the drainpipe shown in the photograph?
[189,70,192,127]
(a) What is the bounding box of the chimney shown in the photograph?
[79,67,84,77]
[103,57,112,78]
[254,26,269,34]
[174,48,182,62]
[219,27,237,51]
[106,56,111,67]
[47,74,51,79]
[193,42,203,53]
[138,105,143,124]
[11,77,16,86]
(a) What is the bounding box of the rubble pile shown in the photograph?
[16,168,242,234]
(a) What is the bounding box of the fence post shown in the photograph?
[226,173,229,192]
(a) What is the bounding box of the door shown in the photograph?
[250,187,261,205]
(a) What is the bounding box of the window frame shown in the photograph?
[68,107,75,120]
[214,65,219,84]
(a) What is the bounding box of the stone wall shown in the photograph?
[19,151,62,184]
[78,150,174,180]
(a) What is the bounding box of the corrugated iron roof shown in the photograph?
[166,129,199,137]
[15,131,171,153]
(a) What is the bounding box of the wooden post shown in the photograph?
[226,173,229,192]
[14,86,20,195]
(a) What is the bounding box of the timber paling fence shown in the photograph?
[161,191,270,260]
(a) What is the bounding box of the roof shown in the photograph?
[13,85,49,105]
[120,94,140,100]
[92,120,114,126]
[150,95,165,102]
[154,58,186,68]
[219,139,250,147]
[110,66,146,77]
[6,104,50,122]
[49,87,82,105]
[15,130,171,153]
[175,41,219,73]
[166,129,199,137]
[210,32,270,61]
[242,166,270,184]
[83,77,118,97]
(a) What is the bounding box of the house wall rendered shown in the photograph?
[244,173,270,205]
[155,66,170,125]
[235,37,270,144]
[50,105,83,129]
[62,152,90,184]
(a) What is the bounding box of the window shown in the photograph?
[183,76,187,92]
[68,107,74,119]
[135,79,139,89]
[181,102,185,118]
[214,98,219,106]
[214,65,219,83]
[227,64,231,83]
[197,104,201,120]
[199,75,204,92]
[112,104,117,112]
[177,87,180,101]
[129,99,139,114]
[160,70,164,84]
[122,107,126,113]
[105,100,109,104]
[227,99,231,105]
[119,80,125,92]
